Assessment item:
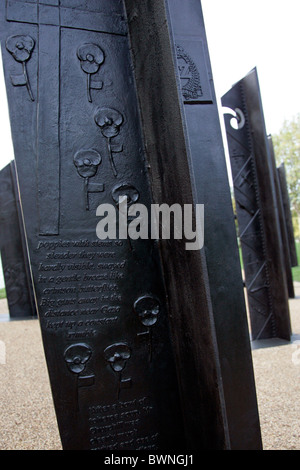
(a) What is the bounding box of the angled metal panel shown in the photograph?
[222,68,291,341]
[0,161,37,319]
[268,136,294,299]
[277,163,298,268]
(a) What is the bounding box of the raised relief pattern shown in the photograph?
[74,149,104,210]
[134,295,160,363]
[6,34,35,101]
[112,183,140,250]
[64,343,95,410]
[77,43,105,103]
[111,184,140,207]
[176,44,203,102]
[94,108,124,178]
[104,343,132,400]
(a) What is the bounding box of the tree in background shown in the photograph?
[273,113,300,239]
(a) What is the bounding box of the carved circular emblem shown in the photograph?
[94,107,124,139]
[6,35,35,63]
[176,45,203,101]
[77,43,104,75]
[133,295,160,327]
[104,343,131,372]
[111,183,140,207]
[64,343,92,374]
[73,148,102,179]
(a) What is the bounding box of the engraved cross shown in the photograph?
[5,0,127,235]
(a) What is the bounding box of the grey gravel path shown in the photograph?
[0,284,299,450]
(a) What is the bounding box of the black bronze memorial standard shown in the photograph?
[0,161,37,319]
[277,163,298,269]
[268,135,294,299]
[0,0,262,450]
[222,68,291,341]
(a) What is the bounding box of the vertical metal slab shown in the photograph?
[222,68,291,341]
[0,0,188,450]
[0,161,37,319]
[277,163,298,268]
[268,136,294,298]
[125,0,262,450]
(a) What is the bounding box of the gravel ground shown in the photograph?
[251,282,300,450]
[0,284,299,451]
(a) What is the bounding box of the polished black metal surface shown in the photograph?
[0,0,187,450]
[0,161,37,319]
[277,163,298,268]
[222,68,291,341]
[168,1,262,450]
[126,0,262,450]
[268,136,294,299]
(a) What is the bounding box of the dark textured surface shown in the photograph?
[0,0,187,450]
[125,0,262,450]
[268,136,294,299]
[277,164,298,268]
[0,161,37,319]
[222,68,291,341]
